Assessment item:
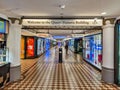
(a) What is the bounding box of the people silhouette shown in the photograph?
[65,41,68,54]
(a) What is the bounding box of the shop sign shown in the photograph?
[22,19,103,26]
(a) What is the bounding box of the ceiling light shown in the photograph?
[101,12,107,15]
[94,18,97,20]
[94,18,98,20]
[59,5,65,9]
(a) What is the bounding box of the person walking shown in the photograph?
[65,41,68,54]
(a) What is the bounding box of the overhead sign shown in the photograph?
[22,19,103,26]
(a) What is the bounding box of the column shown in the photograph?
[102,20,115,83]
[7,20,21,81]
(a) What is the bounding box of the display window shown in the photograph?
[83,34,102,70]
[0,19,8,62]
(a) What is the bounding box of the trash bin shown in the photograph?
[59,48,62,63]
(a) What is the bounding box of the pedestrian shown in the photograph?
[65,41,68,54]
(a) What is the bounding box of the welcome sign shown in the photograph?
[22,19,103,26]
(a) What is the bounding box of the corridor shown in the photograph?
[4,47,119,90]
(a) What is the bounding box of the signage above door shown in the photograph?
[22,19,103,27]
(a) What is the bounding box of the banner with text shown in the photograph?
[22,19,103,26]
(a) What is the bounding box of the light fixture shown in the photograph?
[101,12,107,15]
[93,18,97,24]
[94,18,97,20]
[59,5,66,9]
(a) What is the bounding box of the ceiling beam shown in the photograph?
[22,26,102,30]
[21,16,103,19]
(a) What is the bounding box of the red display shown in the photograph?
[26,37,34,57]
[98,54,102,63]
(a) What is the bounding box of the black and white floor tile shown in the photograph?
[4,47,120,90]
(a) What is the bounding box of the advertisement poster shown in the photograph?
[26,37,34,57]
[83,34,102,69]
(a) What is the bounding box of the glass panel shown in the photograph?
[0,48,9,63]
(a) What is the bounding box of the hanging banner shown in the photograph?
[22,19,103,26]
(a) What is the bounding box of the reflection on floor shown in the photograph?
[4,47,120,90]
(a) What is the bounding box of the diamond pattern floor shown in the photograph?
[4,47,120,90]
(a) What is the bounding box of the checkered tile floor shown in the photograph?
[21,58,39,74]
[4,47,120,90]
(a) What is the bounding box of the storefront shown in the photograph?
[20,36,54,59]
[0,16,10,88]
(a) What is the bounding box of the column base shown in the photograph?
[102,66,114,84]
[10,65,21,82]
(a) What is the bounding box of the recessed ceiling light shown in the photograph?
[101,12,107,15]
[94,18,97,20]
[59,5,65,9]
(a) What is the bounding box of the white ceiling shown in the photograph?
[0,0,119,37]
[0,0,120,17]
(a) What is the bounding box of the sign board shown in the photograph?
[22,19,103,26]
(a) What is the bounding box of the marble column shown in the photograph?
[7,20,21,81]
[102,20,115,83]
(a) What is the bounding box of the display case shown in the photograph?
[0,62,10,88]
[0,48,10,88]
[0,33,8,63]
[0,18,10,88]
[0,48,9,62]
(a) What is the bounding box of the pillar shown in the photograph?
[102,20,115,83]
[7,20,21,81]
